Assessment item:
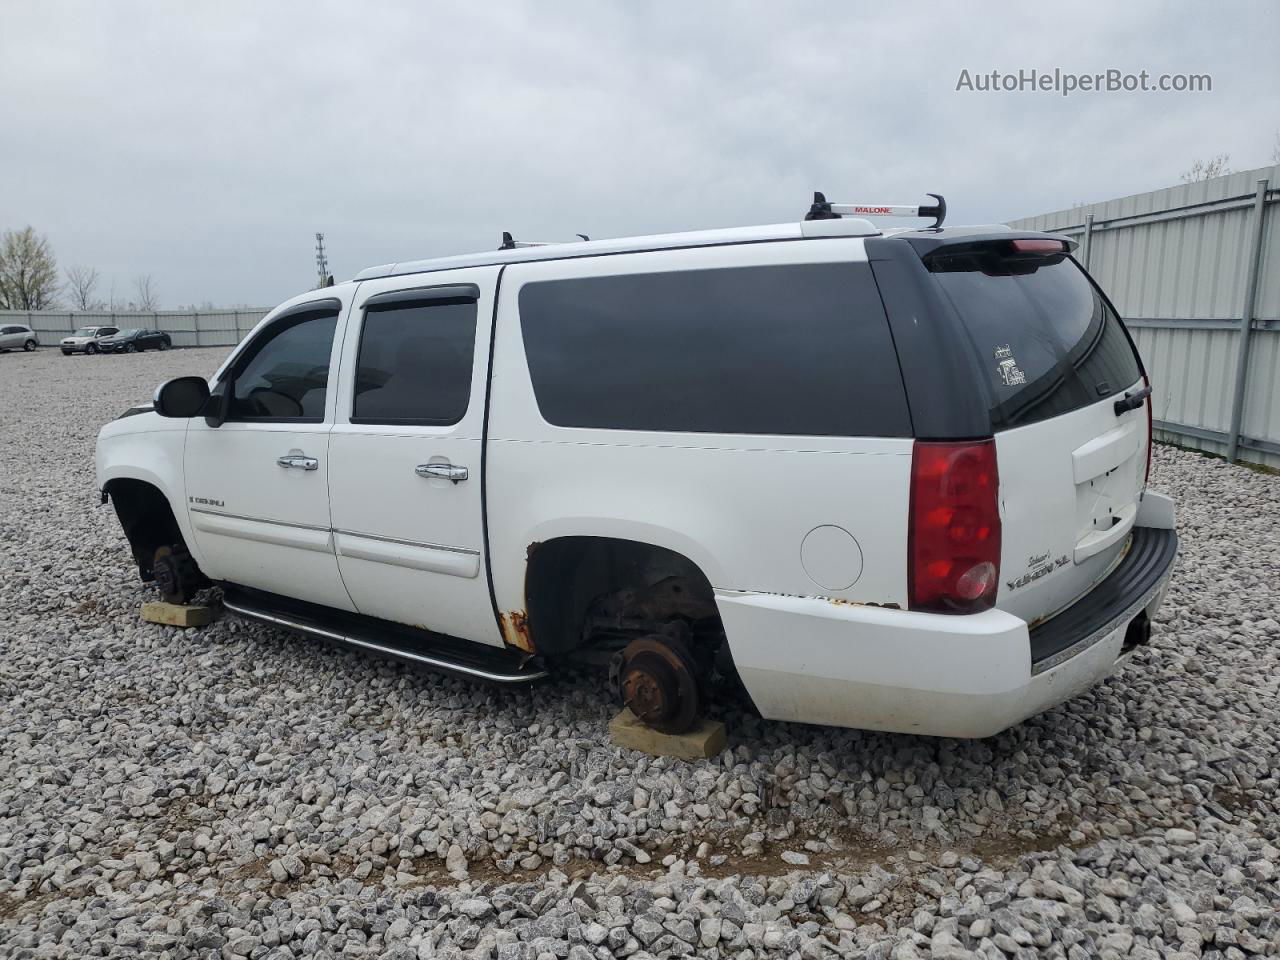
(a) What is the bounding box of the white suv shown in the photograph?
[96,197,1177,738]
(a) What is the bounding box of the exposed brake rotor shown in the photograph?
[616,634,701,734]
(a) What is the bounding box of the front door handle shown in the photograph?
[416,462,468,483]
[277,453,319,471]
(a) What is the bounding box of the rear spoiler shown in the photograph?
[889,229,1078,258]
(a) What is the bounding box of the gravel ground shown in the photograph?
[1,346,1277,960]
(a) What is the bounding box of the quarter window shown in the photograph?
[228,308,338,421]
[352,298,477,425]
[519,263,912,437]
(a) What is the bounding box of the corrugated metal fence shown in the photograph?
[1010,163,1280,468]
[1,308,269,349]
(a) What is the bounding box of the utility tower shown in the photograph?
[315,232,330,287]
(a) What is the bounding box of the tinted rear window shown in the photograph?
[926,252,1141,429]
[518,262,911,437]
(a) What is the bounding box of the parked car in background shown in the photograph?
[61,326,120,355]
[0,324,39,351]
[98,328,172,354]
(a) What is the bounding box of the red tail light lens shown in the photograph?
[1143,373,1153,487]
[909,440,1002,614]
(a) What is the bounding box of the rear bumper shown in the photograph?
[717,498,1178,738]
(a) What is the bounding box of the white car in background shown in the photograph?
[0,324,39,351]
[61,325,120,355]
[95,192,1177,739]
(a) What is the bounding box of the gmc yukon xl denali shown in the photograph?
[96,194,1177,737]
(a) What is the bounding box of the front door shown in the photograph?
[184,297,356,611]
[328,267,500,645]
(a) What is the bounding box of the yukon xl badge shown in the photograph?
[1007,551,1069,591]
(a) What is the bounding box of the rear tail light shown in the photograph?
[908,440,1002,614]
[1143,373,1153,487]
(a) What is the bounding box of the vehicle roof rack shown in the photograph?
[499,231,591,250]
[805,192,947,229]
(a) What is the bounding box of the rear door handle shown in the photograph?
[277,454,319,471]
[416,463,468,483]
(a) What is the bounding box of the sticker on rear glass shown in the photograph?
[994,344,1026,386]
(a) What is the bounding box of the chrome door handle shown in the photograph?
[277,454,318,471]
[415,463,468,483]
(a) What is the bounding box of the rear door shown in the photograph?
[327,267,500,646]
[922,242,1148,625]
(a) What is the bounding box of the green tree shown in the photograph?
[0,226,60,309]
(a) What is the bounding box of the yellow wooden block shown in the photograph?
[140,601,214,628]
[609,708,727,760]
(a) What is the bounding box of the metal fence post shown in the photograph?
[1080,214,1095,270]
[1226,178,1270,463]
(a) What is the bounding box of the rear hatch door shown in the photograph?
[920,238,1149,626]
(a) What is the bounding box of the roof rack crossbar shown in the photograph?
[805,192,947,229]
[499,231,591,250]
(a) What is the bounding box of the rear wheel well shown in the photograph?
[104,479,188,582]
[521,536,719,657]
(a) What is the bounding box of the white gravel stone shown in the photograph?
[1,350,1278,958]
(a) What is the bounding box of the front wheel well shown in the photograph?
[103,478,188,582]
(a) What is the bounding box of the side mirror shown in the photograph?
[153,377,210,418]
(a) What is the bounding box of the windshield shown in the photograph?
[116,329,141,337]
[73,327,99,337]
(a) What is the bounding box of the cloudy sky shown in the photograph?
[3,1,1277,308]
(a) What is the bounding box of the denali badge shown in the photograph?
[994,344,1027,387]
[1007,552,1069,591]
[189,496,225,507]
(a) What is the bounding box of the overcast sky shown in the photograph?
[3,1,1277,308]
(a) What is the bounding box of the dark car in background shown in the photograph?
[97,328,172,354]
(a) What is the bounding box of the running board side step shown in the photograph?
[222,585,548,684]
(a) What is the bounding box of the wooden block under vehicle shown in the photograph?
[609,708,727,760]
[140,601,215,628]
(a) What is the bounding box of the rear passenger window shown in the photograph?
[352,298,477,425]
[519,263,911,437]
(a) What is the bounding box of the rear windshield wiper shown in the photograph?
[1114,385,1152,415]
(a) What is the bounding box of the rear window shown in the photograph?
[926,250,1141,429]
[518,262,911,437]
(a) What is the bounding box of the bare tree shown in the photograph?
[132,274,159,311]
[0,226,60,310]
[1180,154,1232,183]
[65,264,102,311]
